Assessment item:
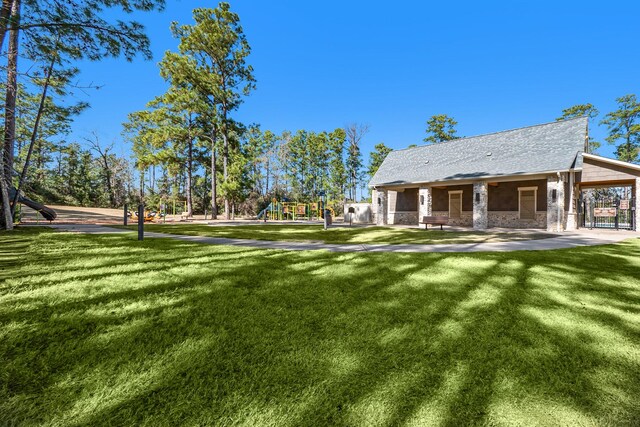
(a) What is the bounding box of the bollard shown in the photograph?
[124,203,128,226]
[138,204,144,241]
[348,206,355,227]
[324,209,331,230]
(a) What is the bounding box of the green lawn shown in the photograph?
[1,227,639,426]
[118,223,556,245]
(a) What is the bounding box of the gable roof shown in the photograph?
[582,152,640,171]
[369,117,587,187]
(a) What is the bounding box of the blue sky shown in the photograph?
[70,0,640,161]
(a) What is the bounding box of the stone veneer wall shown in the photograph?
[388,211,419,225]
[547,175,566,232]
[433,211,473,227]
[565,173,577,231]
[418,187,432,229]
[487,211,547,229]
[473,181,488,229]
[375,189,388,225]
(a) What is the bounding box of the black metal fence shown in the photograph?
[579,191,635,230]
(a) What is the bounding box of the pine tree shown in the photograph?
[423,114,458,144]
[600,95,640,163]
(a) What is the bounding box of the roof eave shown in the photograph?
[582,153,640,171]
[369,168,581,188]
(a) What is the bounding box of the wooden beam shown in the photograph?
[579,179,635,189]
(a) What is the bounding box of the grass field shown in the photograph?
[1,227,639,426]
[118,223,555,245]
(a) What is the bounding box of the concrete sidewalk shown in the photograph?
[46,224,637,253]
[47,224,132,234]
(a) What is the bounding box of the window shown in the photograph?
[448,191,462,219]
[395,188,418,211]
[518,187,537,220]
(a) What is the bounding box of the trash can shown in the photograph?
[324,209,332,225]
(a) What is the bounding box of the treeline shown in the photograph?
[124,5,376,219]
[0,1,385,227]
[0,0,165,230]
[34,140,132,208]
[127,121,374,218]
[2,83,134,208]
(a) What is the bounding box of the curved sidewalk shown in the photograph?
[47,224,637,253]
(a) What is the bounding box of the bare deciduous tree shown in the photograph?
[345,123,369,201]
[86,133,117,208]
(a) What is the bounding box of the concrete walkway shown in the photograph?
[46,224,637,253]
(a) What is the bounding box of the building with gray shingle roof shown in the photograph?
[370,118,586,187]
[368,117,640,232]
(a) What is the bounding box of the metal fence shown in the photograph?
[579,191,634,230]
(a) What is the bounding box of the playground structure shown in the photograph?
[129,209,161,222]
[127,200,188,222]
[9,186,57,222]
[257,199,334,221]
[167,200,188,218]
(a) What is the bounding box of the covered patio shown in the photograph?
[369,118,640,232]
[374,173,572,232]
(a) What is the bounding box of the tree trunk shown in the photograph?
[104,159,115,207]
[625,121,632,162]
[57,147,62,175]
[186,136,193,217]
[139,169,145,202]
[11,51,54,215]
[3,0,19,187]
[202,165,208,219]
[210,125,217,219]
[0,0,14,52]
[0,135,12,229]
[36,140,44,182]
[222,107,230,219]
[265,158,270,196]
[96,150,115,208]
[151,164,155,194]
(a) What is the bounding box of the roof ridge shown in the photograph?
[394,116,587,152]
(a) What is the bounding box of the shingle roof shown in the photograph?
[369,117,587,187]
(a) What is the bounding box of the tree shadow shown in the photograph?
[1,228,639,426]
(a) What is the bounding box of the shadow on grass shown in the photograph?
[0,227,639,426]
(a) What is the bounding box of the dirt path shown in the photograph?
[19,205,205,225]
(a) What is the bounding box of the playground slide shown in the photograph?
[257,203,272,220]
[8,187,57,221]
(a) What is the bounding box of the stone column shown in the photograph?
[559,173,566,230]
[547,174,566,232]
[375,188,388,226]
[473,181,488,230]
[371,189,376,223]
[418,186,432,228]
[635,178,640,232]
[566,171,577,231]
